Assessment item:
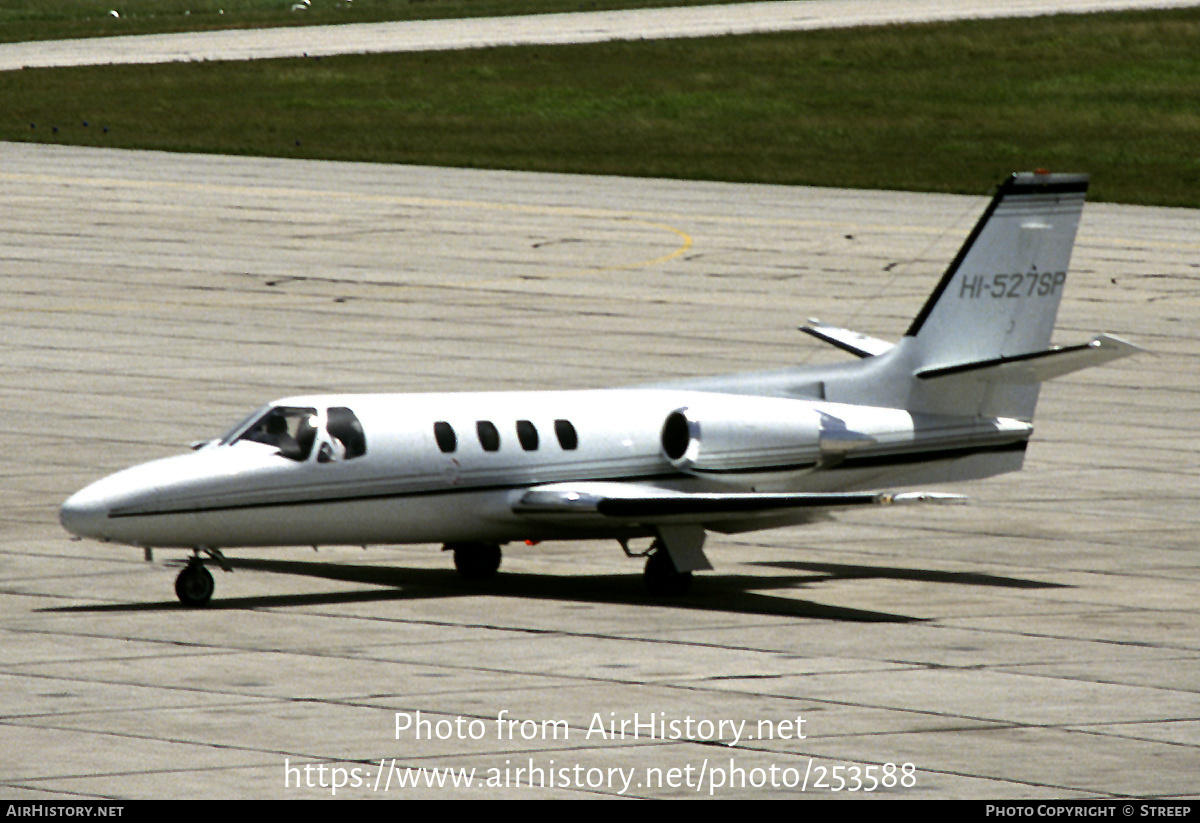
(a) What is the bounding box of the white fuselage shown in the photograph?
[60,387,1029,551]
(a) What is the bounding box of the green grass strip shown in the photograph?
[4,8,1199,206]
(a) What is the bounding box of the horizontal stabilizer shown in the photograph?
[916,334,1144,384]
[801,320,895,358]
[515,482,965,527]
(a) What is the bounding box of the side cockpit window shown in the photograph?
[327,407,367,460]
[234,406,319,462]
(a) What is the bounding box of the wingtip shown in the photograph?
[879,492,969,506]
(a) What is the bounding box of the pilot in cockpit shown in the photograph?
[231,406,362,463]
[240,409,315,461]
[242,412,289,448]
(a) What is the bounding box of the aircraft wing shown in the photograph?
[513,481,964,530]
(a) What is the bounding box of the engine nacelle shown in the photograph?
[659,397,829,483]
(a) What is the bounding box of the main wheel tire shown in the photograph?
[175,562,215,607]
[451,543,502,581]
[644,548,692,596]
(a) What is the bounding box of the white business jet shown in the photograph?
[60,172,1140,605]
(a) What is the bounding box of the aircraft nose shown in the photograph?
[60,485,112,540]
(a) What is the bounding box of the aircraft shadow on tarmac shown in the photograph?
[751,561,1069,590]
[40,556,1066,623]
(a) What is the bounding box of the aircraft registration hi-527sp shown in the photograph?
[61,172,1141,606]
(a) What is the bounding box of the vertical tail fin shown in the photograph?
[898,172,1105,421]
[905,172,1089,370]
[805,173,1139,422]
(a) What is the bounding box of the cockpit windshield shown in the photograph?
[218,405,271,446]
[221,405,366,463]
[234,406,319,461]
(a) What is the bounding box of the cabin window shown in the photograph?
[434,421,457,453]
[554,419,578,451]
[327,407,367,460]
[477,420,500,452]
[233,406,319,462]
[516,420,539,451]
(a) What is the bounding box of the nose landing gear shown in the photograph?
[175,560,215,606]
[173,547,230,607]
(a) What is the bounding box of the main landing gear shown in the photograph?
[621,538,693,596]
[448,542,502,581]
[643,542,693,596]
[445,539,692,595]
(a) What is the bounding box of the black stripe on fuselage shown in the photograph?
[106,439,1027,520]
[105,470,680,519]
[686,461,820,476]
[683,439,1026,477]
[838,438,1027,470]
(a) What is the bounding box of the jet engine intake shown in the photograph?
[659,403,825,483]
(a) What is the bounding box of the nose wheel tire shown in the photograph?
[175,561,215,607]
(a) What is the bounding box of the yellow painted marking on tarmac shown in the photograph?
[596,220,693,272]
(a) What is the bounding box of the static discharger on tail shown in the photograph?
[61,172,1142,604]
